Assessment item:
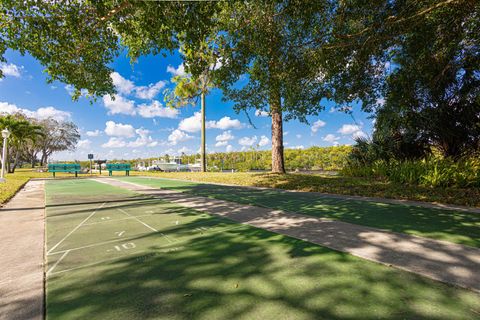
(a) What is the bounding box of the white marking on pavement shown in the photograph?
[46,250,70,276]
[47,202,106,254]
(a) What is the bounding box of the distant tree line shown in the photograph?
[0,113,80,173]
[126,146,351,172]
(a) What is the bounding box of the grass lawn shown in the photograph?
[44,179,480,319]
[129,171,480,208]
[117,176,480,248]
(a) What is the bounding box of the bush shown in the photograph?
[342,157,480,188]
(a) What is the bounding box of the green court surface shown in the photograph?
[115,177,480,248]
[45,179,480,319]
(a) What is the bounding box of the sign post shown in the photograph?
[88,154,94,175]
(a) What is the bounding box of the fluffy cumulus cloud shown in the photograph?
[103,94,136,115]
[102,137,126,148]
[238,136,257,147]
[127,128,158,148]
[86,129,101,137]
[110,72,135,95]
[137,100,179,118]
[323,134,340,143]
[0,102,71,121]
[104,121,135,138]
[135,81,167,100]
[311,120,326,133]
[0,63,22,78]
[77,139,91,149]
[255,110,269,117]
[338,124,362,135]
[179,112,244,133]
[215,130,234,147]
[338,124,368,140]
[258,135,270,147]
[166,63,186,77]
[213,116,244,130]
[168,129,193,145]
[226,145,233,152]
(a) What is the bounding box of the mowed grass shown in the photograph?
[129,171,480,207]
[44,179,480,319]
[117,177,480,248]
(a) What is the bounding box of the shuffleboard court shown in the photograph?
[114,176,480,248]
[45,179,480,319]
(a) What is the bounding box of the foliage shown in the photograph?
[343,157,480,188]
[0,114,44,173]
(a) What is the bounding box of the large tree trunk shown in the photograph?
[270,93,285,173]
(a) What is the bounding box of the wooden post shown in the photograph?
[201,91,206,172]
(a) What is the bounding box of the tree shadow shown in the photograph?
[46,217,480,320]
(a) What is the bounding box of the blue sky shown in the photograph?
[0,49,373,161]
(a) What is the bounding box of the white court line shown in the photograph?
[117,208,158,232]
[82,214,153,226]
[47,202,106,254]
[46,250,70,276]
[49,225,244,276]
[48,233,150,256]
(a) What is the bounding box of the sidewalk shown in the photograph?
[97,178,480,293]
[0,180,45,320]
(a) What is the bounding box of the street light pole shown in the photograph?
[0,128,11,183]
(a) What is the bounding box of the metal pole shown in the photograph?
[201,91,206,172]
[0,136,7,181]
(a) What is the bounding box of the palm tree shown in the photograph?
[0,115,44,173]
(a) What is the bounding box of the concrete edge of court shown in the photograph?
[0,180,45,320]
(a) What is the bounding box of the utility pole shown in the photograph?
[201,91,206,172]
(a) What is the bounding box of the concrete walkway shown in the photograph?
[0,180,45,320]
[98,178,480,293]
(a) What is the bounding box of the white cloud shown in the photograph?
[215,131,234,147]
[86,129,101,137]
[179,113,244,133]
[135,80,167,100]
[110,72,135,95]
[323,134,340,143]
[166,63,186,77]
[311,120,326,133]
[258,135,270,147]
[338,124,362,135]
[284,131,289,136]
[226,145,233,152]
[104,121,135,138]
[137,100,179,118]
[35,107,71,121]
[238,136,257,147]
[296,134,302,139]
[291,145,304,150]
[103,94,136,116]
[0,63,21,78]
[77,139,91,149]
[102,137,126,148]
[255,110,269,117]
[0,102,71,121]
[215,131,234,142]
[178,112,202,132]
[212,116,244,130]
[168,129,193,145]
[127,128,158,148]
[352,130,368,140]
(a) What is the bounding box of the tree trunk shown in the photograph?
[200,92,206,172]
[270,93,285,173]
